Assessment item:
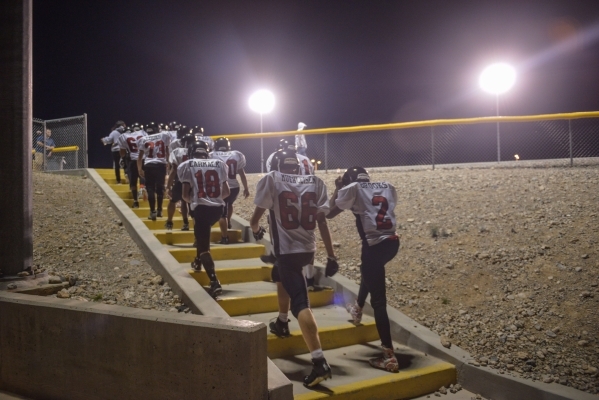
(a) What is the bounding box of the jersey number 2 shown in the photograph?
[278,191,317,230]
[372,195,392,230]
[195,170,220,198]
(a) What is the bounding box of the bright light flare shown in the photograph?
[479,63,516,95]
[248,90,275,114]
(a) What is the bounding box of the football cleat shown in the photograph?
[209,280,222,297]
[369,346,399,373]
[191,257,202,272]
[303,358,332,387]
[148,211,157,221]
[181,223,189,231]
[165,221,173,230]
[346,301,363,324]
[219,237,229,245]
[132,201,139,209]
[157,209,163,218]
[260,253,277,265]
[269,317,290,338]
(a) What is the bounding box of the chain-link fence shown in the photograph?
[222,113,599,174]
[32,114,87,171]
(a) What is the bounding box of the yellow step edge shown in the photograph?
[189,266,272,286]
[294,362,456,400]
[154,230,242,245]
[268,322,378,359]
[169,244,265,263]
[218,289,334,317]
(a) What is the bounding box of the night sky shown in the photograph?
[32,1,599,168]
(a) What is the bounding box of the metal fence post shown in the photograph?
[568,119,573,167]
[496,94,501,162]
[431,126,435,170]
[324,133,328,173]
[42,120,46,171]
[84,113,88,168]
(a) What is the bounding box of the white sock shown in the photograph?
[303,264,315,279]
[311,348,324,360]
[278,312,288,323]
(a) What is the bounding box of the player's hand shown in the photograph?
[119,159,125,168]
[325,256,339,277]
[335,176,344,190]
[243,188,250,198]
[252,226,266,241]
[139,169,145,178]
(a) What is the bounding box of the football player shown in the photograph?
[191,126,214,151]
[178,140,230,297]
[165,129,193,231]
[327,166,400,373]
[250,151,338,388]
[118,122,147,208]
[137,122,171,220]
[265,138,313,176]
[101,120,126,184]
[210,137,250,244]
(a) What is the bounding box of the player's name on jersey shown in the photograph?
[146,133,163,140]
[191,160,222,168]
[212,151,230,156]
[359,182,389,189]
[280,174,316,184]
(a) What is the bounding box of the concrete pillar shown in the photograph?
[0,0,32,278]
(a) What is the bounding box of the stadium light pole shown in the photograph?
[248,90,275,173]
[479,63,516,162]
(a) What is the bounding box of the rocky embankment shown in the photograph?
[32,162,598,394]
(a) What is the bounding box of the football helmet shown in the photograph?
[169,121,181,131]
[214,137,230,152]
[342,166,370,186]
[176,125,190,139]
[131,122,142,132]
[145,122,158,134]
[180,133,195,149]
[191,126,204,135]
[270,150,299,174]
[277,138,296,153]
[190,140,210,159]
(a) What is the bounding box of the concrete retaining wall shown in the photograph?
[0,292,267,400]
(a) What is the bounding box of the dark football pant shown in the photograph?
[112,151,122,183]
[272,252,314,319]
[143,163,167,212]
[357,237,399,349]
[193,205,223,255]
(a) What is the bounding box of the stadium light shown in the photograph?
[479,63,516,162]
[249,89,275,173]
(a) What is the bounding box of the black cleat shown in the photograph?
[165,221,173,230]
[260,253,277,265]
[303,358,332,387]
[219,236,229,245]
[191,257,202,272]
[157,209,163,218]
[148,211,157,221]
[269,317,290,338]
[181,222,189,231]
[209,280,222,297]
[132,201,139,209]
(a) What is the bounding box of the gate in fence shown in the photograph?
[219,111,599,174]
[33,114,87,171]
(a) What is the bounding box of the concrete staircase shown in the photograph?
[96,168,456,399]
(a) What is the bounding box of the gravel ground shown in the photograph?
[32,162,598,394]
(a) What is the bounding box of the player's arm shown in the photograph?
[317,212,336,259]
[182,182,192,204]
[326,176,345,219]
[221,181,230,200]
[238,168,250,198]
[137,149,144,178]
[250,207,266,234]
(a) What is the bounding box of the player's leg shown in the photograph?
[129,161,140,208]
[112,151,121,184]
[360,238,400,372]
[279,253,332,387]
[193,205,223,296]
[180,200,190,230]
[165,180,183,230]
[144,164,157,219]
[155,164,166,218]
[267,263,292,337]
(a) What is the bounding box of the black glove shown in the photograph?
[253,226,266,241]
[325,256,339,277]
[119,158,125,168]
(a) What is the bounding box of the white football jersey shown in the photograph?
[169,138,182,153]
[265,152,314,175]
[335,181,398,246]
[295,134,307,149]
[177,158,228,210]
[117,131,147,161]
[210,150,246,189]
[194,135,215,151]
[169,147,189,167]
[254,171,329,255]
[137,132,171,165]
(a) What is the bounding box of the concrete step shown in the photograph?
[167,242,265,263]
[214,281,334,317]
[189,265,273,286]
[274,341,455,400]
[154,229,242,244]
